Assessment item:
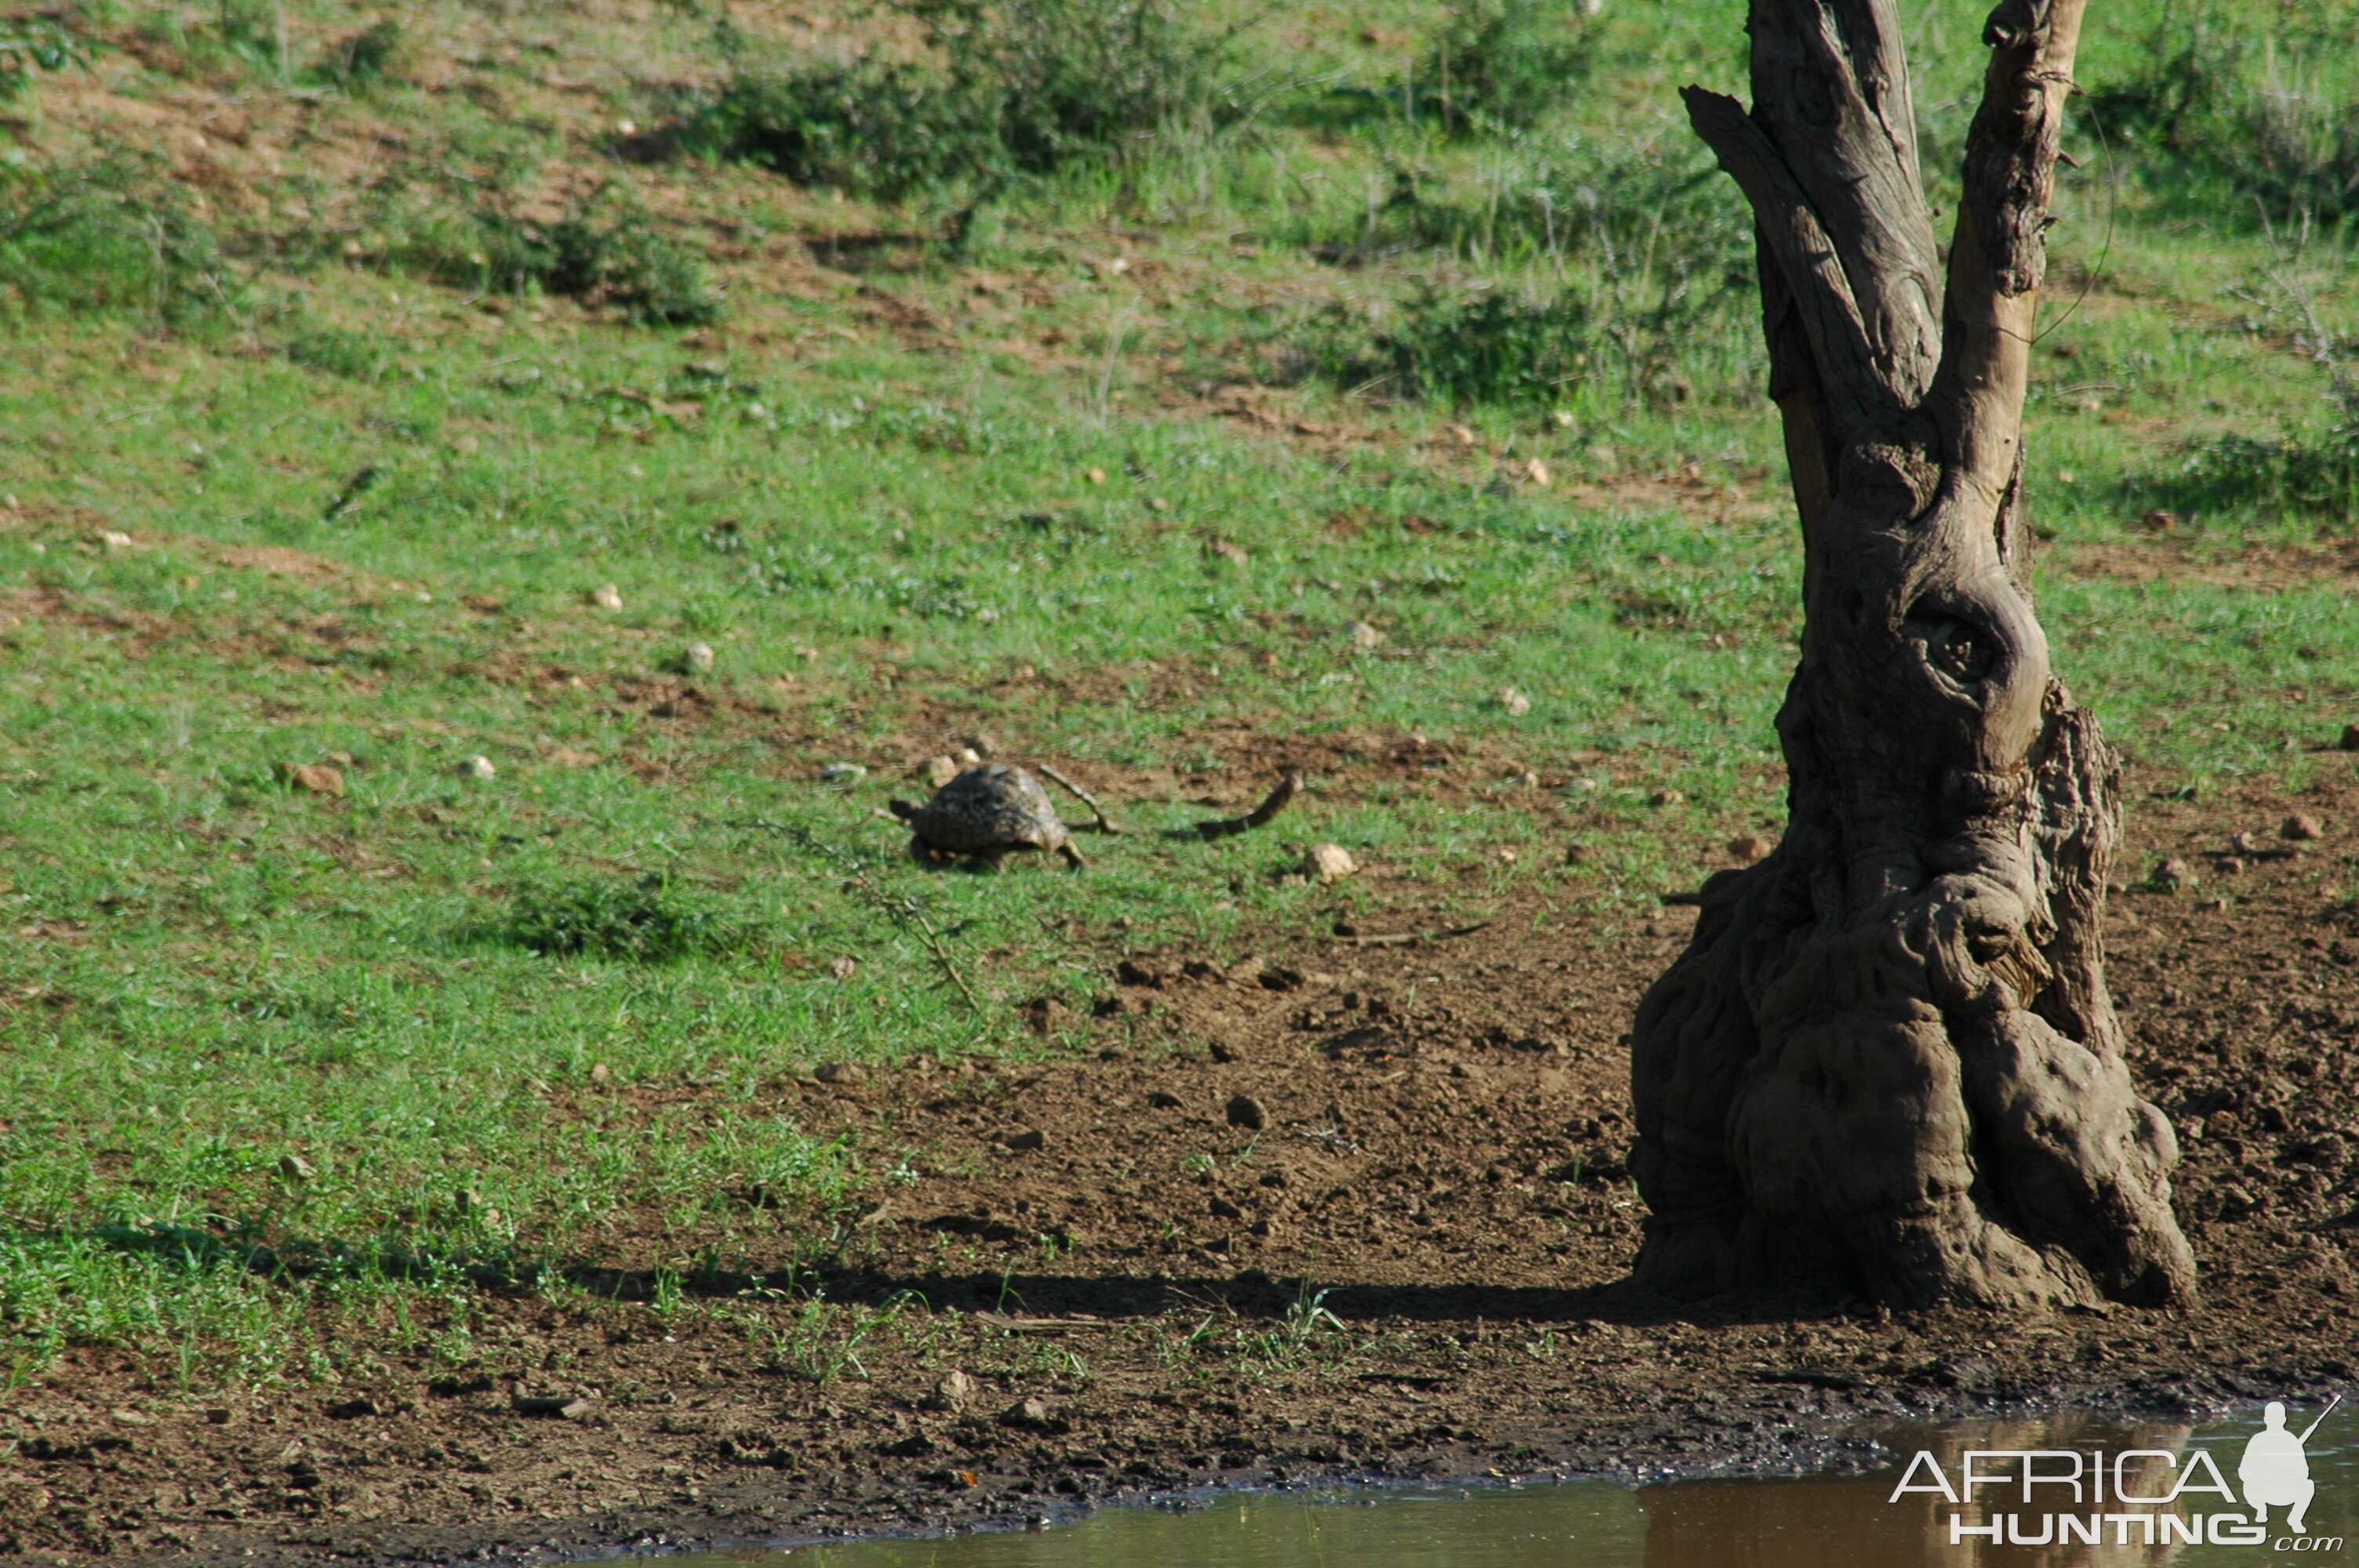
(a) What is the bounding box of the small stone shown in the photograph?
[588,1063,609,1085]
[287,763,345,797]
[1209,538,1250,568]
[1499,687,1532,717]
[2138,509,2178,533]
[547,746,600,768]
[1650,789,1685,806]
[1448,423,1478,447]
[1349,620,1385,649]
[685,641,714,673]
[1522,458,1550,487]
[100,529,134,550]
[1226,1094,1267,1131]
[459,754,496,780]
[829,956,858,981]
[957,746,983,764]
[2284,813,2323,841]
[814,1061,867,1085]
[1209,1195,1244,1221]
[921,1370,977,1412]
[1305,844,1357,883]
[1564,843,1587,866]
[924,755,961,787]
[277,1154,316,1182]
[1000,1397,1060,1431]
[1146,1091,1182,1109]
[1003,1127,1046,1151]
[2231,830,2264,854]
[1727,834,1766,862]
[325,1397,380,1421]
[2149,857,2194,894]
[590,583,623,611]
[820,762,867,782]
[511,1391,593,1420]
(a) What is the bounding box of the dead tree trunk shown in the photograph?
[1628,0,2195,1308]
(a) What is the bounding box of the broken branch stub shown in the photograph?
[1631,0,2194,1310]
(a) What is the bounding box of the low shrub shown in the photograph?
[2084,5,2359,227]
[2158,373,2359,522]
[508,877,747,962]
[1307,282,1596,406]
[683,0,1229,203]
[0,152,231,321]
[387,186,718,324]
[1417,0,1597,136]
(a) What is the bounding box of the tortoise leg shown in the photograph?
[907,835,940,867]
[1056,841,1086,871]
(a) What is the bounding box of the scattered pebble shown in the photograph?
[511,1392,594,1421]
[1305,844,1357,883]
[924,755,961,787]
[1085,467,1107,485]
[1209,538,1250,568]
[1522,457,1551,487]
[2284,813,2323,841]
[277,1154,316,1182]
[685,641,714,673]
[1146,1091,1182,1109]
[1727,834,1766,862]
[590,583,623,611]
[1499,687,1532,717]
[284,763,345,797]
[100,530,133,550]
[814,1062,867,1086]
[1209,1195,1244,1221]
[459,754,497,780]
[2149,857,2194,894]
[1349,620,1385,649]
[1003,1127,1046,1151]
[922,1370,977,1412]
[829,956,859,981]
[820,762,867,782]
[588,1063,609,1085]
[547,746,600,768]
[1651,789,1685,806]
[1226,1094,1267,1131]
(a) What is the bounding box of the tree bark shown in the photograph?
[1628,0,2196,1308]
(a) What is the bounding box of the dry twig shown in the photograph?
[1166,773,1301,841]
[1038,764,1126,834]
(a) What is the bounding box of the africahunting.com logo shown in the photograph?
[1891,1397,2344,1551]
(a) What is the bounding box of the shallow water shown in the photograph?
[671,1410,2359,1566]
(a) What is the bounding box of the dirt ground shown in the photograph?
[6,766,2359,1566]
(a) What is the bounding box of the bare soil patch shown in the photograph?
[5,766,2359,1565]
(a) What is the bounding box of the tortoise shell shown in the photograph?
[894,764,1080,866]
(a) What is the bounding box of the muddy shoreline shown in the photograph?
[6,773,2357,1566]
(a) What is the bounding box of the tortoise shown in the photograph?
[890,764,1084,870]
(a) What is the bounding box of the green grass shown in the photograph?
[0,0,2356,1401]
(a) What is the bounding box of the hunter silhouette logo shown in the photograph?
[1891,1397,2346,1551]
[2241,1396,2339,1534]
